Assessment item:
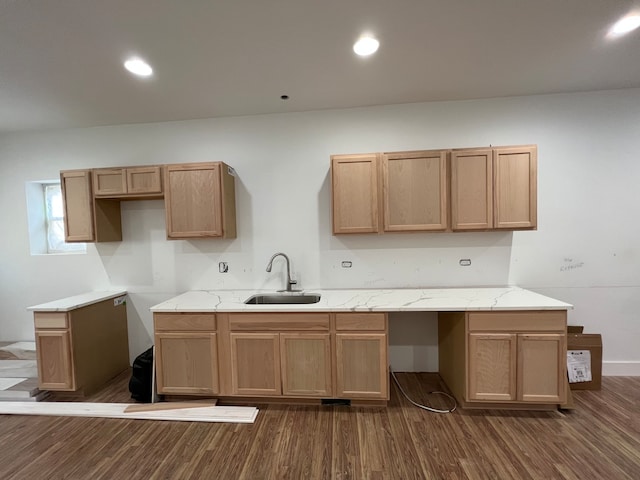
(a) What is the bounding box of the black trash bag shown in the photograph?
[129,346,154,403]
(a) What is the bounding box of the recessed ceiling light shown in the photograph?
[124,57,153,77]
[608,14,640,37]
[353,36,380,56]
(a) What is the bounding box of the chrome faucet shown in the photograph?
[266,252,299,292]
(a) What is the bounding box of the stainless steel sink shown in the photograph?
[244,293,321,305]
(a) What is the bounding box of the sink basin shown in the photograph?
[244,293,321,305]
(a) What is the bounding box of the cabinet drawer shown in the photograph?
[229,313,330,331]
[154,313,216,331]
[34,312,69,329]
[468,311,566,332]
[335,313,387,331]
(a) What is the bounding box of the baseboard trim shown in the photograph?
[602,361,640,376]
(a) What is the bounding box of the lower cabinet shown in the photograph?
[281,333,332,396]
[229,332,333,397]
[153,311,388,402]
[517,333,566,403]
[335,313,389,399]
[230,333,281,396]
[35,328,75,390]
[154,313,219,395]
[439,310,567,407]
[227,313,333,398]
[33,297,129,395]
[226,312,388,400]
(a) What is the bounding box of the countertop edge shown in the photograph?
[28,291,128,312]
[150,306,572,313]
[149,288,574,313]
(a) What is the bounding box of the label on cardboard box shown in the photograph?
[567,350,592,383]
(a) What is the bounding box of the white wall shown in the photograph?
[1,88,639,375]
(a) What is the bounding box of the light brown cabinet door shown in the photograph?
[331,154,380,234]
[518,333,565,403]
[230,333,281,396]
[93,169,127,196]
[155,332,219,395]
[494,146,537,229]
[94,167,163,196]
[165,163,223,238]
[467,333,517,401]
[335,333,388,399]
[126,166,162,194]
[382,150,448,231]
[35,330,75,390]
[60,170,94,242]
[280,333,332,397]
[451,149,493,230]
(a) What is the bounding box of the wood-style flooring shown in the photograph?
[0,372,638,479]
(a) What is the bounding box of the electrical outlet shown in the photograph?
[341,261,353,268]
[459,259,471,266]
[219,262,229,273]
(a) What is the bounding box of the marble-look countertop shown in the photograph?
[27,291,127,312]
[150,287,572,313]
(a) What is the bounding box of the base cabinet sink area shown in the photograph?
[150,287,571,409]
[154,311,389,401]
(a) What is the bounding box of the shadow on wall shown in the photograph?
[124,296,152,363]
[95,200,166,287]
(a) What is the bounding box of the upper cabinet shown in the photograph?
[60,161,237,243]
[451,145,537,231]
[61,170,122,243]
[331,150,448,234]
[164,162,237,239]
[383,150,448,232]
[331,153,380,234]
[60,170,95,242]
[333,144,537,234]
[93,166,163,197]
[451,148,493,230]
[493,146,537,229]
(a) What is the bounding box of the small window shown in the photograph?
[26,181,86,255]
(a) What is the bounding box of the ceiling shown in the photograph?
[1,0,639,133]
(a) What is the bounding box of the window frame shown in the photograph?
[26,181,86,255]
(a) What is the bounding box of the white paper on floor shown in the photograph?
[0,342,36,352]
[0,378,26,390]
[0,402,258,423]
[0,360,37,378]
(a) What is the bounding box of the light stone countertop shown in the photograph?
[150,287,572,313]
[27,291,128,312]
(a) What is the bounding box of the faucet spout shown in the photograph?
[266,252,299,292]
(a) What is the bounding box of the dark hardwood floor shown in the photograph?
[0,372,638,479]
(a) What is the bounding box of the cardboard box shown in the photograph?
[567,326,602,390]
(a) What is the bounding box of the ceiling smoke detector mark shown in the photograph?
[459,259,472,267]
[124,57,153,77]
[341,261,353,268]
[219,262,229,273]
[353,36,379,56]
